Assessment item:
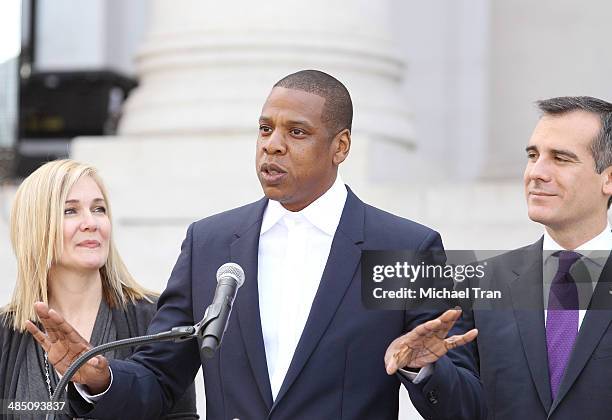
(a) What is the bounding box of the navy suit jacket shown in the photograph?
[71,187,484,420]
[466,240,612,419]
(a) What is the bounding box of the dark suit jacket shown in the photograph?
[466,239,612,419]
[71,187,484,420]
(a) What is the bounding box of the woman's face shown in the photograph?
[57,176,111,273]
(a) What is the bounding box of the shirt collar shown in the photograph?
[543,223,612,252]
[543,223,612,266]
[260,174,348,236]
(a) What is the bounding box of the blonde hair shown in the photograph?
[2,159,155,331]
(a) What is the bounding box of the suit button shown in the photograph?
[427,390,439,405]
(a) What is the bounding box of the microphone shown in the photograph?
[197,262,245,358]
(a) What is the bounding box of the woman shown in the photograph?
[0,159,198,419]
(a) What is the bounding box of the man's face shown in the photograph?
[256,87,341,211]
[524,110,609,231]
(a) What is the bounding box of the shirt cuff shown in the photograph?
[399,363,433,384]
[73,367,113,403]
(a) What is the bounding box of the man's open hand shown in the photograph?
[25,302,111,394]
[384,308,478,375]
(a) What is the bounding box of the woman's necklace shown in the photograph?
[43,351,53,400]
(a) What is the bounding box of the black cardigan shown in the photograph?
[0,298,198,419]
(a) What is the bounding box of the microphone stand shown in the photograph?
[46,303,225,420]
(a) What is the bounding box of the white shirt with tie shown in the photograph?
[542,223,612,329]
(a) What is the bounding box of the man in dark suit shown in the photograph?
[27,70,484,419]
[466,97,612,419]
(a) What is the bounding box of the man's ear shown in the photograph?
[602,165,612,198]
[332,129,351,166]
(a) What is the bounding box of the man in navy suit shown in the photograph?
[29,70,484,419]
[461,97,612,419]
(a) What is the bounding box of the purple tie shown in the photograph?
[546,250,580,401]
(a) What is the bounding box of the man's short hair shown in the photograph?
[274,70,353,136]
[536,96,612,209]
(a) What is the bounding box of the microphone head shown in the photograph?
[216,262,245,288]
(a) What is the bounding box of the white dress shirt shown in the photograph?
[543,223,612,329]
[258,175,347,399]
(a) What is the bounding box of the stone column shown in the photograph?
[118,0,410,145]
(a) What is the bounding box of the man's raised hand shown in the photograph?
[384,308,478,375]
[25,302,111,394]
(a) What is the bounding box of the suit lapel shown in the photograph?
[549,253,612,414]
[270,188,365,411]
[509,239,553,412]
[231,198,274,409]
